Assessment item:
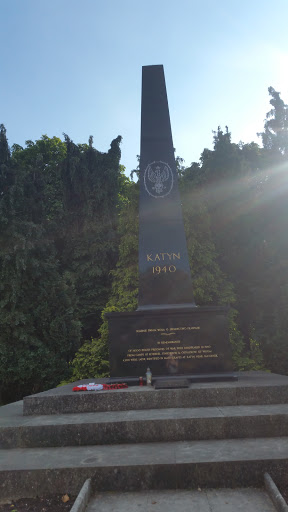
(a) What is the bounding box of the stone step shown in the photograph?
[2,401,288,448]
[22,372,288,415]
[1,437,288,500]
[85,488,277,512]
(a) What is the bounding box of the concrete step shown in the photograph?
[1,437,288,500]
[22,372,288,415]
[2,401,288,448]
[85,488,277,512]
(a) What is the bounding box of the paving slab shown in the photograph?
[86,488,277,512]
[1,437,288,498]
[22,372,288,415]
[3,436,286,471]
[1,436,288,471]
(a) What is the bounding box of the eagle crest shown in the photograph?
[144,161,173,198]
[147,164,169,194]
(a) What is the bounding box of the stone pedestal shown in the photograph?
[107,65,235,382]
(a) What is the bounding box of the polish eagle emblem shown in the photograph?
[144,161,173,198]
[148,164,169,194]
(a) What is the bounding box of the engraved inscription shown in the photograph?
[123,344,218,363]
[122,324,219,364]
[146,253,180,262]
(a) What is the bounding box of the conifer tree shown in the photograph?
[60,135,123,339]
[259,86,288,155]
[0,127,81,403]
[70,175,139,380]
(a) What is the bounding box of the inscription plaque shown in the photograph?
[107,307,233,377]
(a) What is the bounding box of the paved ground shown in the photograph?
[86,489,276,512]
[1,437,288,470]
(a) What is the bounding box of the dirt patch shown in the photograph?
[0,494,76,512]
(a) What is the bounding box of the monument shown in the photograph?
[106,65,235,383]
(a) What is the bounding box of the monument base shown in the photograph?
[107,372,238,387]
[106,306,234,379]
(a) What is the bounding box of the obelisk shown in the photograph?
[138,65,196,309]
[106,65,235,382]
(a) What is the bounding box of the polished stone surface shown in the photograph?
[138,65,195,309]
[86,489,276,512]
[154,378,190,389]
[107,66,235,380]
[107,307,232,377]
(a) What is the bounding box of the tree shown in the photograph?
[259,87,288,155]
[70,175,139,380]
[0,127,124,402]
[0,127,81,403]
[60,134,124,339]
[182,91,288,374]
[252,87,288,372]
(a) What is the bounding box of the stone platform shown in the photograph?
[22,371,288,415]
[1,371,288,503]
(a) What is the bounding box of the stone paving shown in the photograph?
[1,437,288,470]
[86,489,276,512]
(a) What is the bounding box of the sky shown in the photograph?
[1,0,288,175]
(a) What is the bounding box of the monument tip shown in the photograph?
[142,64,164,71]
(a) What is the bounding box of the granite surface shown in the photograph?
[2,371,288,501]
[22,372,288,415]
[1,403,288,448]
[86,489,277,512]
[1,438,288,497]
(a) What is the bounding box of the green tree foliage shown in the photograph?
[181,86,288,373]
[253,87,288,373]
[0,126,123,402]
[60,135,123,339]
[70,176,139,380]
[259,86,288,155]
[184,128,271,368]
[3,84,288,396]
[0,127,81,403]
[179,149,263,370]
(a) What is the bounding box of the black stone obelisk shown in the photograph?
[106,65,235,382]
[138,65,196,309]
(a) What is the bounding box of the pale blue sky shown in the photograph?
[1,0,288,174]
